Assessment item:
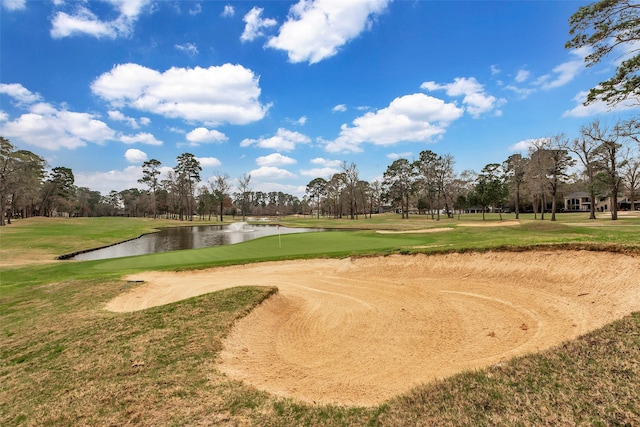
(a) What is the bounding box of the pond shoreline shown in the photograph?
[61,224,324,261]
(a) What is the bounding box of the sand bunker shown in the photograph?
[107,251,639,406]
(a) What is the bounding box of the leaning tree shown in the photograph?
[567,0,640,106]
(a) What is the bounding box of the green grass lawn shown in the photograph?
[1,214,640,425]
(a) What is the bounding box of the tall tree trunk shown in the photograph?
[514,183,520,220]
[588,188,597,220]
[551,193,557,221]
[0,194,5,226]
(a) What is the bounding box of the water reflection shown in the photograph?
[70,223,322,261]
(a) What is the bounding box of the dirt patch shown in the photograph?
[0,249,59,268]
[107,251,640,406]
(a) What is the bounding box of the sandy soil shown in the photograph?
[106,251,640,406]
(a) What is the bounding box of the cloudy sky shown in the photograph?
[1,0,638,196]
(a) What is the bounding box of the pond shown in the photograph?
[68,222,323,261]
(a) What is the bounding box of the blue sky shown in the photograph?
[2,0,639,197]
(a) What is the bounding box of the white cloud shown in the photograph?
[300,167,340,178]
[113,0,152,18]
[387,151,413,160]
[197,157,222,168]
[509,138,542,152]
[51,8,114,39]
[0,111,8,122]
[490,65,501,75]
[241,7,277,42]
[310,157,342,167]
[267,0,391,64]
[325,93,463,153]
[505,85,536,99]
[50,0,152,39]
[332,104,347,113]
[185,127,228,145]
[120,132,163,145]
[285,115,308,126]
[75,165,145,195]
[189,3,202,16]
[221,4,235,17]
[107,110,141,128]
[251,181,305,197]
[562,90,640,118]
[2,0,26,11]
[91,64,165,102]
[249,166,296,180]
[536,60,583,90]
[0,83,42,105]
[503,48,590,99]
[92,63,269,126]
[256,153,297,167]
[421,77,505,118]
[610,40,640,69]
[536,47,588,90]
[240,128,311,151]
[124,148,147,163]
[0,102,117,150]
[175,42,199,56]
[515,69,530,83]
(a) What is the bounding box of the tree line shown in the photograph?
[304,118,640,222]
[0,141,304,225]
[1,117,639,226]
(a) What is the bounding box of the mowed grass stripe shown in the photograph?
[90,231,421,271]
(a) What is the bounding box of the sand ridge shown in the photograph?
[107,251,640,406]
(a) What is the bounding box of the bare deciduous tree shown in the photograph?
[236,173,252,221]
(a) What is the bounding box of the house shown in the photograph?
[564,192,638,212]
[564,192,592,212]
